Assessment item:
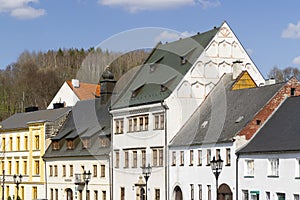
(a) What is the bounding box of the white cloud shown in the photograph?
[292,55,300,65]
[0,0,46,19]
[98,0,220,13]
[155,30,196,43]
[282,21,300,39]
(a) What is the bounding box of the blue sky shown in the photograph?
[0,0,300,77]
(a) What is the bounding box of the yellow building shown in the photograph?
[0,107,70,200]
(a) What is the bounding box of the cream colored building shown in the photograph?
[0,107,70,200]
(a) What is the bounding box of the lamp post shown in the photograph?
[210,156,223,200]
[83,170,91,200]
[141,163,152,200]
[13,174,22,200]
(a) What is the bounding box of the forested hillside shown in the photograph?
[0,48,149,121]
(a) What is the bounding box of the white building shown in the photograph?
[237,96,300,200]
[110,21,265,200]
[47,79,100,109]
[43,98,111,200]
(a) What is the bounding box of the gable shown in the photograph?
[232,71,257,90]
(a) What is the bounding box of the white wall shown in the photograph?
[238,152,300,200]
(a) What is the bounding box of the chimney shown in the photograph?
[100,69,116,104]
[232,60,244,79]
[71,79,80,88]
[25,106,39,112]
[53,102,65,109]
[265,78,276,85]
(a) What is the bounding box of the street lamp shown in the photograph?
[210,156,223,200]
[141,163,152,200]
[83,170,91,200]
[13,174,22,200]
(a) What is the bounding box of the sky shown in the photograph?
[0,0,300,77]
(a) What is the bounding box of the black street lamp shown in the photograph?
[210,156,223,200]
[83,170,91,200]
[141,163,152,200]
[13,174,22,200]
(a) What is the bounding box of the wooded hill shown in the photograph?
[0,48,149,121]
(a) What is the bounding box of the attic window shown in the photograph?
[149,56,164,72]
[82,138,91,149]
[180,47,196,65]
[180,56,187,65]
[256,120,261,125]
[201,121,208,128]
[99,136,110,147]
[67,139,74,150]
[235,116,244,123]
[161,85,168,92]
[131,84,144,98]
[52,141,60,151]
[291,88,296,96]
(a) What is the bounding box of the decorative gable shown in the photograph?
[231,71,257,90]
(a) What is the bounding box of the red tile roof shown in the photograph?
[66,80,100,100]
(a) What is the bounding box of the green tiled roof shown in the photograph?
[111,27,220,109]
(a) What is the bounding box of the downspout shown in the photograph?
[236,153,239,200]
[161,101,169,200]
[109,109,114,200]
[44,159,48,199]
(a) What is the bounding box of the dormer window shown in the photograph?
[149,56,164,73]
[161,85,168,92]
[67,139,74,150]
[82,138,91,149]
[180,56,187,65]
[99,136,110,147]
[52,141,60,151]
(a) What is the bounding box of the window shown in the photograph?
[121,187,125,200]
[141,150,146,167]
[8,161,11,174]
[24,136,28,150]
[172,151,176,166]
[294,194,299,200]
[291,88,296,96]
[9,137,12,151]
[198,150,202,166]
[153,149,158,166]
[115,151,120,168]
[49,165,53,176]
[99,137,110,147]
[266,192,270,200]
[93,165,97,177]
[82,138,91,149]
[132,151,137,168]
[242,190,249,200]
[115,119,124,134]
[101,165,105,177]
[87,190,90,200]
[67,140,74,150]
[191,184,194,200]
[33,187,38,200]
[52,141,60,150]
[155,189,160,200]
[16,136,20,150]
[35,135,39,150]
[50,189,54,200]
[56,188,59,200]
[180,151,184,166]
[23,161,27,175]
[207,185,211,200]
[226,148,231,166]
[245,160,254,177]
[35,160,40,175]
[16,161,19,174]
[1,161,4,173]
[62,165,66,177]
[198,184,202,200]
[152,148,163,167]
[216,149,220,159]
[154,114,164,130]
[190,150,194,166]
[268,159,279,177]
[128,115,149,132]
[102,191,106,200]
[1,137,5,151]
[206,149,211,166]
[70,165,73,177]
[94,191,98,200]
[124,151,129,168]
[54,165,58,176]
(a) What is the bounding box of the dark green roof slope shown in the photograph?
[111,27,220,109]
[43,98,111,158]
[0,107,71,130]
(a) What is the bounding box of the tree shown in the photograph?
[267,66,300,82]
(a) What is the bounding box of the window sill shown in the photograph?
[225,164,231,167]
[153,128,164,131]
[114,132,124,135]
[189,164,194,166]
[267,175,279,178]
[197,164,202,167]
[244,175,254,178]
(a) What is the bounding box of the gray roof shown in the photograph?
[0,107,71,130]
[238,96,300,154]
[170,74,285,147]
[43,98,111,158]
[111,27,220,109]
